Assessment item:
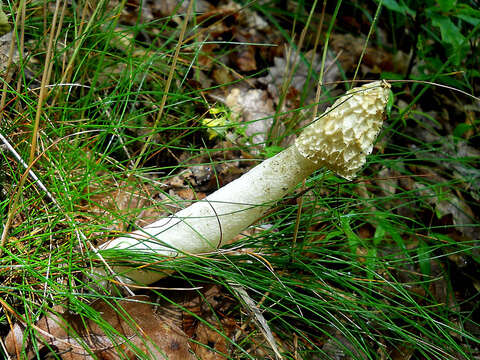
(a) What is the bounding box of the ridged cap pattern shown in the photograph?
[295,81,390,180]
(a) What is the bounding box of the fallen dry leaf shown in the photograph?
[330,33,409,75]
[5,295,195,359]
[259,47,339,106]
[233,45,257,72]
[181,285,236,359]
[190,322,230,360]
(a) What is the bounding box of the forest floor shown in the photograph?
[0,0,479,359]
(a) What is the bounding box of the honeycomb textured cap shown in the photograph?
[295,81,390,180]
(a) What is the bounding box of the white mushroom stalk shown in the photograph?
[99,81,391,284]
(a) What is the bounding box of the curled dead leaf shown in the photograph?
[5,296,195,360]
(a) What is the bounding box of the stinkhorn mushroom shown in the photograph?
[99,81,391,285]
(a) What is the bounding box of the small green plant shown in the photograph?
[201,105,247,140]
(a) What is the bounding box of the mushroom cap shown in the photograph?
[295,81,390,180]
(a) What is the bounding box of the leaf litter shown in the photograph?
[5,296,195,359]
